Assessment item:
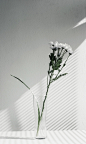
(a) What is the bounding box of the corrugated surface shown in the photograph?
[0,131,86,144]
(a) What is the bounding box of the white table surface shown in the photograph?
[0,130,86,144]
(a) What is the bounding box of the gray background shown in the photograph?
[0,0,86,130]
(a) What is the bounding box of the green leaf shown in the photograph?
[52,73,68,82]
[49,53,56,62]
[53,57,62,70]
[48,70,53,74]
[10,74,30,90]
[63,63,66,67]
[49,61,52,66]
[57,57,62,64]
[55,63,61,70]
[57,73,68,79]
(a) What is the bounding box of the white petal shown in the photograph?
[54,41,59,47]
[61,43,66,48]
[50,45,55,49]
[49,41,55,49]
[68,47,73,54]
[58,43,64,48]
[49,41,54,45]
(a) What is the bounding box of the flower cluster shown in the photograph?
[48,41,73,84]
[49,41,73,55]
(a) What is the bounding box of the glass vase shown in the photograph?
[33,94,47,139]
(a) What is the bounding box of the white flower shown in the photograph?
[54,41,59,49]
[63,43,73,54]
[64,43,69,50]
[55,41,63,49]
[49,41,62,50]
[68,46,73,54]
[49,41,55,50]
[49,41,73,54]
[49,41,54,45]
[58,43,64,48]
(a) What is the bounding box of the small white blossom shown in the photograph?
[58,43,64,48]
[68,46,73,54]
[49,41,55,50]
[54,41,59,49]
[49,41,73,54]
[49,41,61,50]
[64,43,69,51]
[49,41,54,45]
[62,43,73,54]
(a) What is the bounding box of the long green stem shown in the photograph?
[36,74,52,136]
[36,55,70,136]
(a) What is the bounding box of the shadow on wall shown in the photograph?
[0,48,79,131]
[0,90,35,131]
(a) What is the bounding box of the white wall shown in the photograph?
[77,40,86,130]
[0,41,86,131]
[0,0,86,130]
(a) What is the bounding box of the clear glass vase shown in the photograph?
[33,94,47,139]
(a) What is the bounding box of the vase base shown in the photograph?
[36,137,47,139]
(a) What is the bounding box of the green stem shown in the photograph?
[36,103,41,136]
[41,74,52,118]
[40,55,70,134]
[36,73,53,136]
[36,122,40,136]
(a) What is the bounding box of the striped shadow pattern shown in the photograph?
[14,47,79,131]
[0,109,11,131]
[0,130,86,144]
[1,41,85,131]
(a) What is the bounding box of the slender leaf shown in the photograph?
[57,73,68,79]
[52,73,68,82]
[10,74,30,90]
